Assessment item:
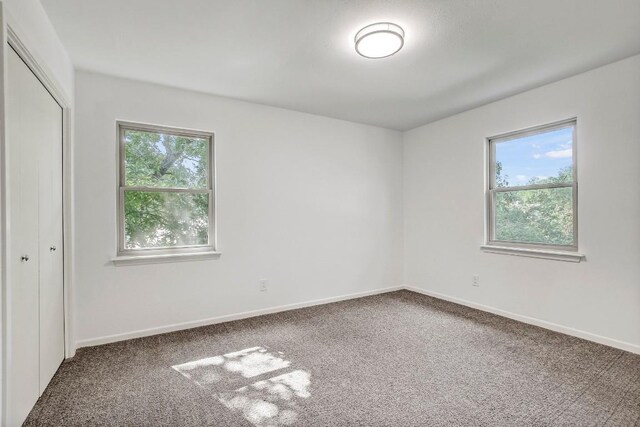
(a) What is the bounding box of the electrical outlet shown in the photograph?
[472,275,480,287]
[259,279,268,292]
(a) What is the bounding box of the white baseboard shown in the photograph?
[74,286,403,349]
[75,284,639,356]
[404,285,640,355]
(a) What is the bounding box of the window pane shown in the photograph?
[494,187,573,245]
[494,125,574,188]
[124,191,209,249]
[124,129,208,189]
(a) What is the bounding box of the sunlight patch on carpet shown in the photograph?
[172,347,310,426]
[218,370,311,426]
[172,346,291,386]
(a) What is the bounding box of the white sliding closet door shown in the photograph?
[6,46,64,426]
[37,52,65,393]
[6,45,40,427]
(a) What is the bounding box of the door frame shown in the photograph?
[0,5,74,422]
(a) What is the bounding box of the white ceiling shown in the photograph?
[41,0,640,130]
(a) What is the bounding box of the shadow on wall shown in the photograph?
[172,346,311,426]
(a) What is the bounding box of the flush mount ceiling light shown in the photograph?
[354,22,405,59]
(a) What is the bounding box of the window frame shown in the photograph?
[485,118,578,252]
[116,121,217,259]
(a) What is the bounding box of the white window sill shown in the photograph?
[480,245,585,263]
[112,251,221,266]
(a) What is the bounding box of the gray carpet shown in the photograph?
[25,290,640,426]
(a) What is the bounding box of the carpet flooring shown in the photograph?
[25,290,640,426]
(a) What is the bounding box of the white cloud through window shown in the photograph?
[544,148,572,159]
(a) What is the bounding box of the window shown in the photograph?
[486,119,577,253]
[116,122,217,261]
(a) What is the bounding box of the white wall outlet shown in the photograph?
[259,279,268,292]
[472,275,480,287]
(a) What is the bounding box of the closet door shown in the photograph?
[37,62,65,392]
[6,46,64,425]
[7,45,42,427]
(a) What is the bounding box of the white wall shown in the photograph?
[72,44,638,353]
[73,71,403,345]
[404,55,640,351]
[2,0,73,101]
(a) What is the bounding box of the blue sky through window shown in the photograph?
[495,125,573,186]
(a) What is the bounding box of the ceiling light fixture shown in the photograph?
[354,22,404,59]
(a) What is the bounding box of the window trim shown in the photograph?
[114,121,218,263]
[485,118,579,254]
